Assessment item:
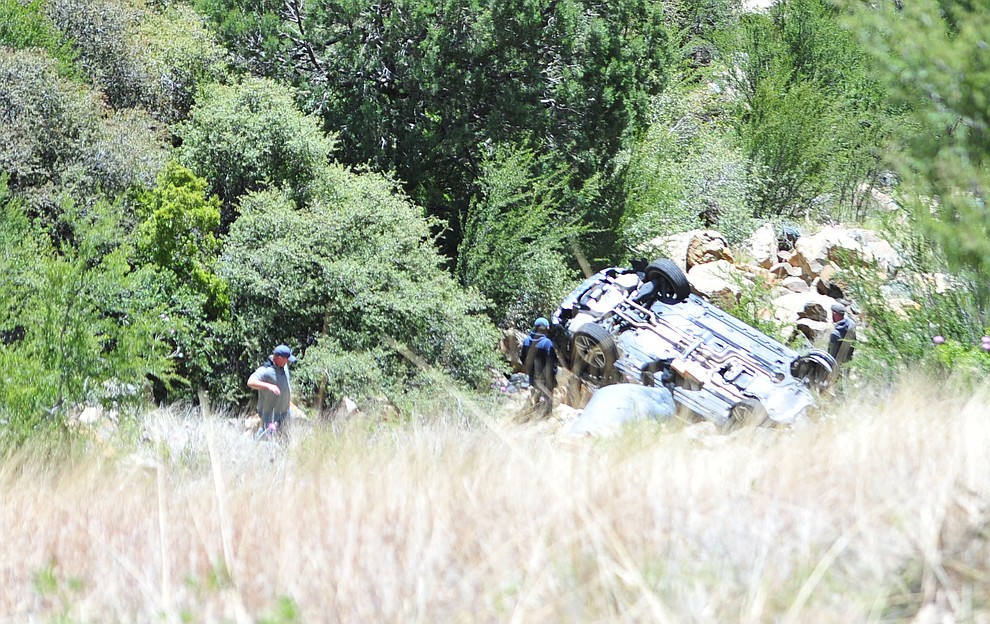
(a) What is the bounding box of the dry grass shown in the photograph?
[3,376,990,623]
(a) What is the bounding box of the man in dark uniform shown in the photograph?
[828,303,856,366]
[521,317,557,416]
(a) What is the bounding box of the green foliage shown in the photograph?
[457,145,585,327]
[619,84,754,251]
[0,49,101,189]
[196,0,675,259]
[0,0,78,76]
[177,77,335,219]
[849,0,990,312]
[0,48,167,220]
[132,162,229,396]
[130,4,229,123]
[292,339,386,405]
[45,0,227,122]
[81,108,168,197]
[217,166,502,403]
[843,233,986,384]
[0,189,169,445]
[136,162,227,312]
[720,0,894,219]
[46,0,147,109]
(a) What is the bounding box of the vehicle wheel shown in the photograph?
[791,350,836,391]
[571,324,618,385]
[645,259,691,304]
[722,399,769,433]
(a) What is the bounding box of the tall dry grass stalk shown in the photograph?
[2,375,989,623]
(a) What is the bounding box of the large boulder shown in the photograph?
[772,292,838,324]
[644,230,698,272]
[688,260,750,307]
[745,223,778,269]
[686,230,734,270]
[855,183,900,213]
[500,328,526,370]
[790,226,901,280]
[567,384,676,436]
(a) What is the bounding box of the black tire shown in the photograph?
[645,258,691,304]
[791,350,836,391]
[571,324,618,385]
[722,398,769,433]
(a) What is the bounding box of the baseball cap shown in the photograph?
[831,302,846,314]
[273,344,297,363]
[534,317,550,328]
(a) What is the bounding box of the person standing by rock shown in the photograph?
[521,317,557,416]
[828,303,856,366]
[247,344,296,434]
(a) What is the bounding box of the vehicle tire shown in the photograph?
[722,398,769,433]
[571,324,618,385]
[645,259,691,304]
[791,350,836,391]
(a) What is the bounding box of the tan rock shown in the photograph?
[686,230,733,270]
[796,318,831,342]
[745,223,777,269]
[688,260,749,307]
[643,230,699,271]
[768,262,797,280]
[781,276,810,293]
[888,297,921,318]
[773,292,837,324]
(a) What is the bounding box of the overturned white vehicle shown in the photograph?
[551,259,835,429]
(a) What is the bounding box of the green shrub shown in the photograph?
[0,0,78,76]
[0,48,166,220]
[216,167,502,404]
[45,0,227,121]
[0,49,101,190]
[457,145,585,327]
[292,339,387,406]
[177,77,335,218]
[843,233,986,385]
[719,0,894,221]
[619,84,754,251]
[130,4,229,123]
[0,188,170,445]
[46,0,146,109]
[850,0,990,310]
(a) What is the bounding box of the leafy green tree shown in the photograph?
[457,145,586,327]
[619,84,753,251]
[196,0,675,260]
[0,49,101,190]
[129,162,230,398]
[177,77,335,224]
[218,166,501,403]
[0,48,167,222]
[720,0,894,219]
[45,0,227,122]
[0,184,169,444]
[46,0,147,110]
[136,162,226,310]
[129,4,229,123]
[850,0,990,310]
[0,0,78,76]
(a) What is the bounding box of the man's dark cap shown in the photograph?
[831,302,846,315]
[273,344,297,363]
